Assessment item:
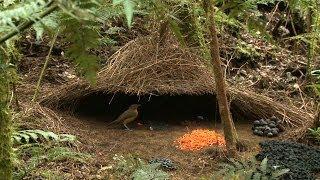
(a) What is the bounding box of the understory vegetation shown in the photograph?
[0,0,320,179]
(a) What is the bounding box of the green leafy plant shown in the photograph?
[111,154,169,180]
[308,127,320,142]
[236,40,261,57]
[131,163,169,180]
[0,0,133,83]
[13,143,90,179]
[112,0,135,28]
[0,0,50,33]
[212,157,289,180]
[0,0,319,178]
[0,1,134,177]
[12,131,86,179]
[12,129,77,145]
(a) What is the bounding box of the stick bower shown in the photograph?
[40,36,314,140]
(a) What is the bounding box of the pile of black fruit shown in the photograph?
[149,157,177,171]
[252,116,283,137]
[256,140,320,180]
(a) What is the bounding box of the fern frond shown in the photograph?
[0,0,47,28]
[62,18,100,83]
[94,3,123,22]
[112,0,135,28]
[13,143,90,179]
[213,157,289,180]
[32,12,60,41]
[12,130,77,144]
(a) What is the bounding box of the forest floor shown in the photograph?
[57,113,267,179]
[13,29,318,179]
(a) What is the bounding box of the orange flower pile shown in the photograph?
[175,129,226,151]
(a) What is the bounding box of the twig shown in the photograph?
[296,84,307,111]
[265,1,280,29]
[32,29,59,102]
[289,12,298,36]
[109,142,118,152]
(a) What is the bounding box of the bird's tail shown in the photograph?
[106,119,121,127]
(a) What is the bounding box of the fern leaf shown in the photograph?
[113,0,135,28]
[122,0,134,28]
[0,0,47,27]
[24,131,39,142]
[95,4,123,21]
[12,130,73,144]
[15,133,30,143]
[260,157,268,173]
[32,12,60,41]
[38,130,59,141]
[12,135,22,144]
[62,18,100,83]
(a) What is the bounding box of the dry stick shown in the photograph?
[0,1,57,44]
[32,30,59,102]
[265,1,280,28]
[297,85,307,111]
[289,12,298,36]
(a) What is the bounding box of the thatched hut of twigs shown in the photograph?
[40,35,314,140]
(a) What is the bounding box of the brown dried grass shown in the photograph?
[40,35,314,140]
[229,88,314,139]
[15,102,67,133]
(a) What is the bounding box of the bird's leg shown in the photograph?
[124,124,132,131]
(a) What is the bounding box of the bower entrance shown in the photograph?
[58,92,228,129]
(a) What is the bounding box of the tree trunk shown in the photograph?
[0,54,13,180]
[206,1,238,155]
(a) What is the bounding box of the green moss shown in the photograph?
[0,51,13,180]
[0,107,13,179]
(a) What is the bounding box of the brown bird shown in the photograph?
[107,104,140,131]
